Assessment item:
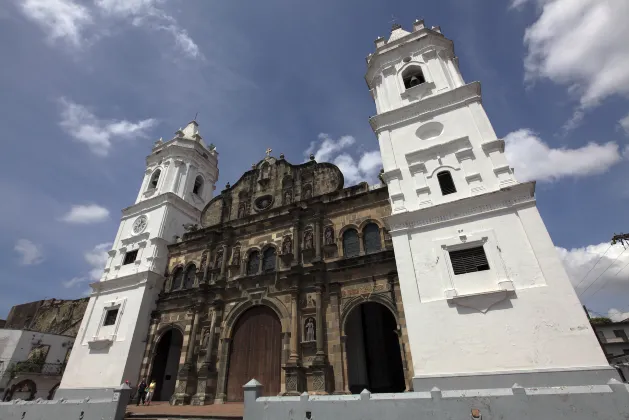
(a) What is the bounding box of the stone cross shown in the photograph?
[266,148,272,157]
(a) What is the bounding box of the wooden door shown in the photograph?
[226,306,281,401]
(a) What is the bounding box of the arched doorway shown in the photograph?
[345,302,405,394]
[226,306,281,401]
[6,379,37,401]
[149,328,184,401]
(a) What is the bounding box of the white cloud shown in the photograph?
[305,134,382,186]
[556,242,629,301]
[504,129,623,182]
[620,112,629,137]
[61,204,110,224]
[59,97,157,156]
[14,239,44,266]
[63,242,112,288]
[608,308,629,323]
[520,0,629,129]
[19,0,93,47]
[17,0,201,59]
[509,0,530,9]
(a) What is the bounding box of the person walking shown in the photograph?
[136,378,147,406]
[146,380,157,405]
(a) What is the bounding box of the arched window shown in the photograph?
[183,265,196,289]
[437,171,457,195]
[171,268,183,290]
[343,229,360,258]
[149,169,161,189]
[193,175,204,195]
[363,223,381,253]
[247,251,260,275]
[402,66,426,90]
[262,247,276,272]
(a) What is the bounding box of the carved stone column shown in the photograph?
[291,216,300,266]
[284,287,304,395]
[310,282,329,394]
[192,305,221,405]
[314,216,322,262]
[329,289,348,394]
[172,306,200,405]
[219,246,228,278]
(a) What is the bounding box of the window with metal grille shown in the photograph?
[171,268,183,290]
[437,171,456,195]
[363,223,381,253]
[103,309,119,326]
[343,229,360,258]
[247,251,260,275]
[183,265,196,289]
[123,250,138,265]
[449,246,490,275]
[262,248,276,272]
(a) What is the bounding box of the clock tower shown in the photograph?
[59,121,218,394]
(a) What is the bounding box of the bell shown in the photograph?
[409,75,421,87]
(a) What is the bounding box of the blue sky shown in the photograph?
[1,0,628,321]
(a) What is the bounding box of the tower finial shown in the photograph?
[265,148,272,157]
[193,111,199,122]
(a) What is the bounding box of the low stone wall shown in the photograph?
[243,378,629,420]
[0,385,130,420]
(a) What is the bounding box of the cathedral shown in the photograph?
[52,19,624,418]
[138,150,411,404]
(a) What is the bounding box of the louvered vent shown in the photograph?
[449,246,490,275]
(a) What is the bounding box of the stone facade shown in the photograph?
[137,155,413,405]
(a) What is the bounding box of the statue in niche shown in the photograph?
[307,294,314,307]
[215,248,224,269]
[282,236,293,255]
[232,247,241,266]
[304,230,314,250]
[305,318,316,342]
[201,328,210,349]
[237,202,247,218]
[303,185,312,199]
[284,189,292,205]
[199,251,208,272]
[324,226,334,245]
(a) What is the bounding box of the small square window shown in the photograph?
[123,250,138,265]
[614,330,628,341]
[103,309,119,326]
[449,246,490,275]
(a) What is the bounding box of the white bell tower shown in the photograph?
[367,22,617,390]
[60,121,218,392]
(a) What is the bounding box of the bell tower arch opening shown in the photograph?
[345,302,405,394]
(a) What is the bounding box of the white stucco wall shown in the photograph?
[368,24,610,383]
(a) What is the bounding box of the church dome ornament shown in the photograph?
[132,215,148,235]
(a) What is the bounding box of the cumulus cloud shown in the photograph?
[619,112,629,137]
[304,133,382,185]
[17,0,201,58]
[14,239,45,266]
[19,0,93,47]
[556,242,629,301]
[59,97,157,156]
[504,129,623,182]
[608,308,629,323]
[61,204,110,224]
[518,0,629,130]
[63,242,112,288]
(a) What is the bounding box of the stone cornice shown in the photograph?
[90,270,163,294]
[385,182,536,232]
[122,192,201,222]
[369,82,482,134]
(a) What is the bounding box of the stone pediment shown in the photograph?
[200,156,344,227]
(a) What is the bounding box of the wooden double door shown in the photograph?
[226,306,282,401]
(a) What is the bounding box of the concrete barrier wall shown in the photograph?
[243,379,629,420]
[0,385,130,420]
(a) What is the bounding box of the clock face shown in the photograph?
[132,216,148,234]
